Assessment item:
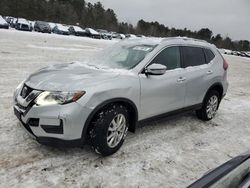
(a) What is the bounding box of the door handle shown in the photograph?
[177,77,186,82]
[207,70,213,75]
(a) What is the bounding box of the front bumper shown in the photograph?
[14,96,92,145]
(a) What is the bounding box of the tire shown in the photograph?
[89,104,129,156]
[196,90,220,121]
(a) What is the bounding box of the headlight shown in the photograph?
[35,91,85,106]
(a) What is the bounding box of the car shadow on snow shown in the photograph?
[17,111,220,158]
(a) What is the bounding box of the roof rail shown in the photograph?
[162,36,209,43]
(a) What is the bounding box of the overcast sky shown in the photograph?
[87,0,250,41]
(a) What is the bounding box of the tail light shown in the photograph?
[223,59,229,70]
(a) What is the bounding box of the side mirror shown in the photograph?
[145,63,167,75]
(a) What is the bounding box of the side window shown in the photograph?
[204,48,215,63]
[182,46,206,67]
[151,47,181,70]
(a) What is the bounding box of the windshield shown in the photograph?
[88,41,156,70]
[37,21,49,26]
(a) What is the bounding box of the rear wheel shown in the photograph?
[196,90,220,121]
[89,104,129,156]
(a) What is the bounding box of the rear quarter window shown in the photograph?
[204,48,215,63]
[182,46,206,67]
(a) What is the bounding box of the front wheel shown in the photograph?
[89,104,129,156]
[196,90,220,121]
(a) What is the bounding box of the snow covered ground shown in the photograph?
[0,29,250,188]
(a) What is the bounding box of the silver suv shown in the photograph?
[13,37,229,155]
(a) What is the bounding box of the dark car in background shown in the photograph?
[34,21,51,33]
[9,18,17,28]
[52,24,69,35]
[4,16,15,27]
[188,152,250,188]
[0,15,9,29]
[239,51,250,58]
[85,28,101,39]
[68,25,86,36]
[111,32,125,39]
[97,29,112,40]
[125,34,137,38]
[15,18,32,31]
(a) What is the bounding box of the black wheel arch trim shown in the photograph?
[81,97,139,143]
[203,82,224,103]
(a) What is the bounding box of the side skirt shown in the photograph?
[138,103,202,125]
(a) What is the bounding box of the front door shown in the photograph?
[139,46,186,119]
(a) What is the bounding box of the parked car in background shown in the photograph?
[15,18,32,31]
[224,49,232,55]
[9,17,17,28]
[52,24,69,35]
[13,37,228,156]
[119,33,126,39]
[231,51,238,56]
[136,35,146,38]
[29,21,35,31]
[0,15,9,29]
[68,25,86,36]
[239,51,250,58]
[111,32,125,39]
[85,28,101,39]
[218,49,225,54]
[4,16,14,25]
[48,22,56,31]
[97,29,112,40]
[188,152,250,188]
[125,34,137,38]
[236,51,242,56]
[34,21,51,33]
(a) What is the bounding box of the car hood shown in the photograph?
[25,62,124,91]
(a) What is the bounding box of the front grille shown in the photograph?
[18,85,38,115]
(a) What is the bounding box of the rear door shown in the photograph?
[139,46,186,119]
[181,46,212,106]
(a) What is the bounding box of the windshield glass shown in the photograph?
[88,41,156,70]
[37,21,49,26]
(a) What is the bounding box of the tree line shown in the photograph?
[0,0,249,51]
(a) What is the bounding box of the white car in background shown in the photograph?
[224,49,232,55]
[125,34,137,39]
[0,15,9,29]
[15,18,32,31]
[218,49,225,54]
[120,33,126,39]
[52,24,69,35]
[48,22,56,30]
[29,21,35,30]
